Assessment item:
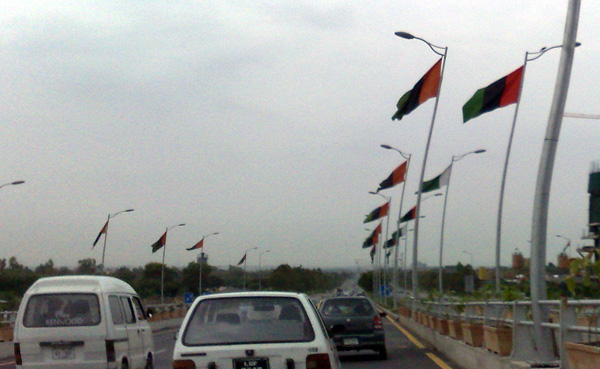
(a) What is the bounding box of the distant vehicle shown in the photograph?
[172,291,341,369]
[318,296,387,359]
[14,275,154,369]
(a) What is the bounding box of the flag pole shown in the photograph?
[161,228,166,305]
[395,33,447,314]
[380,145,412,309]
[100,215,110,272]
[439,150,485,294]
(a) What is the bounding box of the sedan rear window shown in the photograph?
[321,298,374,317]
[23,293,101,327]
[183,296,315,346]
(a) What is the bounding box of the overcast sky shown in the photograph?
[1,1,598,271]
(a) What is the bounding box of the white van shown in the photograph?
[13,275,154,369]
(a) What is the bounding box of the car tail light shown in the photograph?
[105,340,116,362]
[373,314,383,330]
[306,353,331,369]
[14,343,22,365]
[172,359,197,369]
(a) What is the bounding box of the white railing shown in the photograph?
[400,298,600,369]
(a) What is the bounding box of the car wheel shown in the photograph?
[377,345,387,360]
[145,354,154,369]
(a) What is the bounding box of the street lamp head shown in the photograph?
[11,181,25,185]
[395,31,414,40]
[474,149,486,154]
[124,209,134,212]
[380,144,393,150]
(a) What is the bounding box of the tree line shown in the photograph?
[0,257,350,310]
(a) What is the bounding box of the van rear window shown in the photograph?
[23,293,101,328]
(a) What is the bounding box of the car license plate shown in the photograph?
[52,346,74,360]
[343,338,359,346]
[233,358,269,369]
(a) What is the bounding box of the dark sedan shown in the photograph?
[319,296,387,359]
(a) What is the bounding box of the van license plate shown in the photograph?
[343,338,359,346]
[52,346,74,360]
[233,358,269,369]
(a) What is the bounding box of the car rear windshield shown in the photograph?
[321,298,374,317]
[23,293,101,328]
[183,296,315,346]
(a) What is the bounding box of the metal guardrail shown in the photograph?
[401,298,600,369]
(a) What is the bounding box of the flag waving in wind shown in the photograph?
[370,246,376,264]
[186,238,204,251]
[400,206,417,223]
[364,202,390,223]
[92,220,108,248]
[421,165,452,193]
[392,58,442,121]
[363,223,382,248]
[377,161,408,192]
[237,253,247,266]
[151,232,167,253]
[463,66,524,123]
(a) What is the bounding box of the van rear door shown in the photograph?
[17,293,107,368]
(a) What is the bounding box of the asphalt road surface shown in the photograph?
[0,317,463,369]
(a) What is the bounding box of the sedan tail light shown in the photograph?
[172,359,197,369]
[306,353,331,369]
[373,314,383,330]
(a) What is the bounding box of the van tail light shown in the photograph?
[373,314,383,330]
[172,359,197,369]
[105,340,116,362]
[306,353,331,369]
[14,343,22,365]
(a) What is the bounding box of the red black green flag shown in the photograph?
[186,237,204,251]
[400,206,416,223]
[151,231,167,253]
[237,253,247,266]
[370,245,376,263]
[92,220,108,248]
[362,223,382,248]
[385,229,403,248]
[462,66,523,123]
[392,58,442,121]
[364,202,390,223]
[377,161,408,192]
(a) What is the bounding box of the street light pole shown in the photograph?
[369,192,391,303]
[438,150,485,294]
[395,31,447,312]
[100,209,134,271]
[403,229,414,292]
[243,247,258,291]
[381,144,411,309]
[495,40,580,296]
[161,223,185,305]
[462,250,474,266]
[198,232,219,296]
[258,250,271,290]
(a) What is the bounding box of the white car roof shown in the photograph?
[26,275,137,295]
[198,291,306,300]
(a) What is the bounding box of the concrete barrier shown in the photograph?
[379,306,533,369]
[0,317,183,360]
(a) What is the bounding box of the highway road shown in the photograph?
[0,317,463,369]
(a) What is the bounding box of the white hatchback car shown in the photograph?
[172,291,341,369]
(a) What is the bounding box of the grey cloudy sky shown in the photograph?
[1,1,598,271]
